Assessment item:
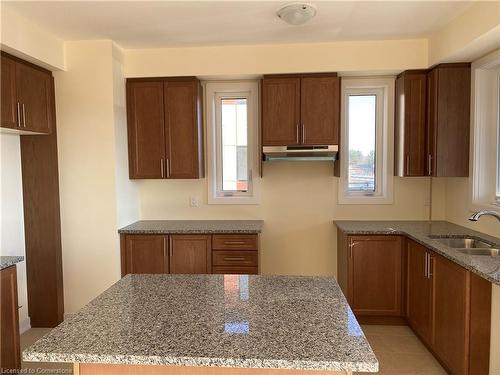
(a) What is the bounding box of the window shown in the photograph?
[470,49,500,209]
[339,78,394,204]
[205,81,260,204]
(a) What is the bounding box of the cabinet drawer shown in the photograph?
[212,266,258,275]
[212,234,258,250]
[213,251,257,267]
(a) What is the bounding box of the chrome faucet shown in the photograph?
[469,210,500,222]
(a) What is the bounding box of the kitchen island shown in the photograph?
[23,274,377,374]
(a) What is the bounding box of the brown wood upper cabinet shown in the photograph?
[427,64,471,177]
[126,77,203,179]
[395,64,471,177]
[262,74,339,146]
[1,53,54,134]
[1,265,21,371]
[394,71,427,176]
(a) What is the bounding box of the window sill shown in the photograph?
[208,195,260,205]
[338,194,394,205]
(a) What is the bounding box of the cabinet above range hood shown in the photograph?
[263,145,338,161]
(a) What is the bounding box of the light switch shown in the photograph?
[190,196,200,207]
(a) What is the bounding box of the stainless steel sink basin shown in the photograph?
[457,248,500,256]
[428,236,493,249]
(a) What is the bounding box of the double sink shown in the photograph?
[428,235,500,256]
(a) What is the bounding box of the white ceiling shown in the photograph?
[3,1,473,49]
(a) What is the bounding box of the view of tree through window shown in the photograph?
[221,98,248,192]
[348,95,376,192]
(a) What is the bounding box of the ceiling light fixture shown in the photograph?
[277,3,317,26]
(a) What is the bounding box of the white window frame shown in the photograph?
[338,77,394,205]
[205,81,260,205]
[470,48,500,210]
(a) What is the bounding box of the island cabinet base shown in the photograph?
[74,364,352,375]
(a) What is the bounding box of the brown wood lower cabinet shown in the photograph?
[123,235,168,275]
[170,235,211,274]
[121,233,259,276]
[338,231,492,375]
[339,235,404,318]
[432,253,470,375]
[0,265,21,371]
[407,240,433,346]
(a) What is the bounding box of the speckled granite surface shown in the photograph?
[23,274,378,372]
[0,255,24,270]
[119,220,264,234]
[335,220,500,285]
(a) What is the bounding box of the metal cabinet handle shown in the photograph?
[160,159,165,178]
[163,237,167,257]
[428,254,433,278]
[406,155,410,175]
[223,257,246,261]
[169,237,173,257]
[348,240,357,258]
[296,124,300,144]
[428,154,433,176]
[424,252,428,278]
[224,241,246,245]
[16,102,21,127]
[302,124,305,144]
[166,158,170,178]
[22,104,26,127]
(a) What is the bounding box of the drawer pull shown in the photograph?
[223,257,246,261]
[224,241,246,245]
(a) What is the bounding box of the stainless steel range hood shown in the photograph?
[263,145,338,161]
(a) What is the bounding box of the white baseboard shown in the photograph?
[19,317,31,334]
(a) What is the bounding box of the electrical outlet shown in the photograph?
[190,196,200,207]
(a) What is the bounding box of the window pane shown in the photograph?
[348,95,376,192]
[221,98,248,192]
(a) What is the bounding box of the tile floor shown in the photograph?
[358,325,447,375]
[21,325,446,375]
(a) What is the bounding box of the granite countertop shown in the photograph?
[0,255,24,270]
[118,220,264,234]
[24,274,378,372]
[334,220,500,285]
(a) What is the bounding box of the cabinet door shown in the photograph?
[432,253,470,375]
[407,240,432,346]
[348,236,403,316]
[164,80,202,179]
[401,73,427,176]
[300,77,339,145]
[170,235,211,274]
[427,65,471,177]
[0,266,21,371]
[262,78,300,146]
[1,55,18,129]
[15,62,53,133]
[124,235,168,275]
[127,81,166,179]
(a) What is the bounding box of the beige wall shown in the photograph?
[124,38,428,77]
[428,1,500,65]
[54,41,121,313]
[139,165,445,276]
[0,3,65,70]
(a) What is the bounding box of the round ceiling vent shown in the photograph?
[277,3,317,26]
